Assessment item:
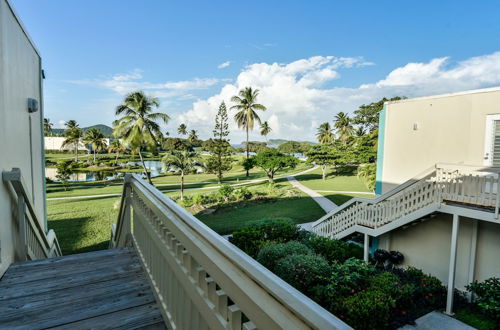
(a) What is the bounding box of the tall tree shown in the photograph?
[162,150,199,200]
[206,101,232,183]
[231,87,267,177]
[253,149,298,183]
[113,91,170,185]
[43,118,53,136]
[353,96,405,132]
[62,120,83,162]
[334,112,354,144]
[260,121,272,142]
[188,129,199,143]
[83,128,107,163]
[316,122,334,144]
[108,139,126,165]
[306,143,349,180]
[178,123,187,136]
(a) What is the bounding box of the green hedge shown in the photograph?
[257,241,312,273]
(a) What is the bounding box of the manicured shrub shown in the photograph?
[274,254,331,295]
[258,218,299,242]
[218,184,234,201]
[257,241,312,272]
[229,226,266,258]
[342,289,396,330]
[232,187,252,200]
[178,196,194,208]
[306,236,363,263]
[466,277,500,321]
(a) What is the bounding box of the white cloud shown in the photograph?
[218,61,231,69]
[178,52,500,143]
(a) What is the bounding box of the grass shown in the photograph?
[320,192,375,206]
[48,196,120,255]
[295,167,371,192]
[455,307,497,330]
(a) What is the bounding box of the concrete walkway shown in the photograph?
[287,176,338,213]
[399,311,475,330]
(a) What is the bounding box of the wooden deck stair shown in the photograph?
[0,247,166,329]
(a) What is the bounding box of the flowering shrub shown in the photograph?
[342,290,396,330]
[466,277,500,321]
[304,235,363,263]
[274,254,331,295]
[257,241,312,272]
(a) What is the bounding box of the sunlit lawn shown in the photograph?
[295,167,372,192]
[320,192,375,206]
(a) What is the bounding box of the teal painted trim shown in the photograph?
[375,105,387,195]
[370,237,379,254]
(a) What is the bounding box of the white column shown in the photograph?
[445,214,460,315]
[467,219,478,302]
[363,233,369,262]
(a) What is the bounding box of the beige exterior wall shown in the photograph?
[0,0,45,276]
[379,216,500,290]
[44,136,87,151]
[380,87,500,193]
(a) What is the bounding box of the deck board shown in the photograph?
[0,248,166,329]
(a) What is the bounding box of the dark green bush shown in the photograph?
[258,218,299,242]
[343,289,396,330]
[274,254,331,295]
[306,236,363,263]
[257,241,312,272]
[229,226,267,258]
[466,277,500,321]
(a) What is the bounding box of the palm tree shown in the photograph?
[231,87,267,176]
[316,122,334,144]
[260,121,272,142]
[62,120,83,161]
[162,150,199,200]
[83,128,107,163]
[108,139,125,165]
[188,129,198,143]
[354,126,366,137]
[178,123,187,136]
[43,118,53,136]
[334,112,354,144]
[113,91,170,185]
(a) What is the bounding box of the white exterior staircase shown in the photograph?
[311,164,500,239]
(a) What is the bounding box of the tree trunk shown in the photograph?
[246,125,249,177]
[322,165,327,180]
[114,152,119,166]
[74,142,78,162]
[93,149,96,163]
[139,149,153,185]
[180,171,184,200]
[267,172,274,183]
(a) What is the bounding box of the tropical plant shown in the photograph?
[357,163,376,191]
[253,149,298,182]
[107,139,126,165]
[260,121,272,141]
[43,118,53,136]
[316,122,334,144]
[231,87,267,176]
[55,160,74,191]
[306,143,347,180]
[188,129,199,143]
[178,123,187,136]
[206,101,232,183]
[162,150,199,199]
[113,91,170,185]
[353,96,405,132]
[466,277,500,321]
[83,128,107,163]
[62,120,83,162]
[334,112,354,144]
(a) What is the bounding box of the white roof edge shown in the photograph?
[385,85,500,105]
[4,0,41,57]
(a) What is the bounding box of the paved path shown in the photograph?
[316,190,374,195]
[399,311,474,330]
[47,166,320,201]
[287,175,338,213]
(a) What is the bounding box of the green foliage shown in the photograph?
[162,137,192,151]
[306,236,363,263]
[229,226,267,258]
[243,141,268,153]
[257,241,312,272]
[55,160,74,190]
[241,157,255,172]
[342,290,396,330]
[466,277,500,321]
[274,254,331,295]
[353,96,405,132]
[277,141,312,155]
[455,306,498,330]
[316,122,334,144]
[357,163,376,191]
[206,102,233,182]
[253,149,298,182]
[232,186,252,200]
[306,142,351,180]
[218,184,234,201]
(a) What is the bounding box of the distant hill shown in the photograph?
[268,139,316,146]
[49,124,113,137]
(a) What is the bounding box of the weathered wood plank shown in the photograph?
[46,303,166,330]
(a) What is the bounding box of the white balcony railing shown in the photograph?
[111,174,351,330]
[312,163,500,238]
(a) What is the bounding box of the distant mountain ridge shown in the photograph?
[267,139,316,146]
[49,124,113,137]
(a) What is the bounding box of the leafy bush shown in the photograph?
[178,195,194,207]
[229,226,268,258]
[257,241,312,272]
[275,254,331,295]
[306,236,363,263]
[466,277,500,321]
[218,184,234,201]
[343,289,396,330]
[258,218,299,242]
[232,187,252,200]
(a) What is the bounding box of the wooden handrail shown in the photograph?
[112,174,351,330]
[2,168,62,259]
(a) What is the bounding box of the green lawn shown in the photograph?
[320,192,375,206]
[295,167,371,192]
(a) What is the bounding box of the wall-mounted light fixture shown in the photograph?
[413,123,419,131]
[27,98,38,113]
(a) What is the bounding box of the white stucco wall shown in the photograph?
[0,0,45,276]
[44,136,87,151]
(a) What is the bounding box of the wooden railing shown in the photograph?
[2,168,62,260]
[111,174,351,330]
[312,164,500,238]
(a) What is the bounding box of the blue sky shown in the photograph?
[11,0,500,142]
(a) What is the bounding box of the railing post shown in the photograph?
[363,233,369,262]
[17,193,28,261]
[495,174,500,219]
